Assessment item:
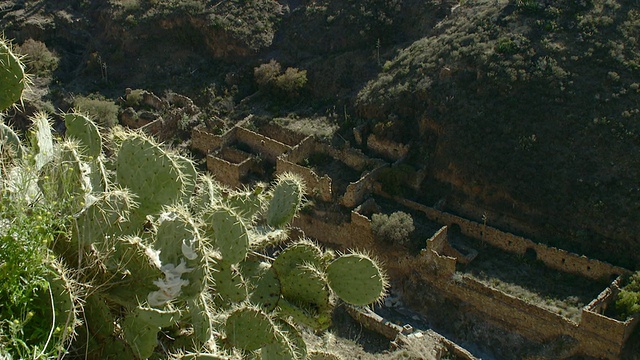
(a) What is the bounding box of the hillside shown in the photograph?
[1,0,639,270]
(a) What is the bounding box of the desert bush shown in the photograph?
[371,211,415,245]
[254,60,307,98]
[275,67,308,97]
[16,39,59,77]
[254,60,282,88]
[73,95,119,128]
[613,271,640,320]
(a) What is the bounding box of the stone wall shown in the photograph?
[367,133,409,161]
[235,126,291,163]
[385,193,628,282]
[578,309,638,358]
[206,149,255,188]
[341,165,388,208]
[191,125,226,154]
[292,211,375,251]
[256,123,307,147]
[284,136,317,165]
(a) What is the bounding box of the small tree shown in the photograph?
[371,211,415,245]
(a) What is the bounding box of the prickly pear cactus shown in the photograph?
[64,112,102,158]
[73,189,137,251]
[44,259,80,348]
[225,186,265,220]
[190,174,222,215]
[0,122,25,161]
[0,38,26,112]
[211,263,248,308]
[38,140,92,214]
[266,173,304,228]
[115,132,186,222]
[204,207,250,265]
[122,306,179,359]
[326,253,388,306]
[225,306,278,352]
[30,112,54,171]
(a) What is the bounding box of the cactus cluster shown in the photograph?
[0,38,387,359]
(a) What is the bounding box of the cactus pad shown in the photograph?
[326,253,387,306]
[225,307,277,352]
[116,133,185,218]
[266,173,304,228]
[225,187,264,220]
[211,263,248,307]
[122,306,179,359]
[64,112,102,158]
[205,207,249,264]
[260,319,306,360]
[31,112,54,171]
[277,298,332,332]
[272,240,325,278]
[0,122,25,160]
[0,39,26,111]
[279,265,330,313]
[248,265,281,312]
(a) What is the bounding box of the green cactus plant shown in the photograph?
[224,306,278,352]
[38,140,92,214]
[0,38,26,112]
[190,174,223,215]
[0,122,25,161]
[266,173,305,228]
[64,112,102,159]
[30,112,54,171]
[204,206,250,265]
[260,319,306,360]
[326,253,388,306]
[122,306,179,359]
[115,132,186,224]
[211,263,248,308]
[249,267,281,311]
[64,112,108,193]
[272,239,326,277]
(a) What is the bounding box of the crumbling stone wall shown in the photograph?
[367,133,409,161]
[256,123,307,147]
[280,136,386,205]
[235,127,291,163]
[385,193,627,282]
[341,165,388,208]
[191,125,225,154]
[206,148,255,188]
[292,211,375,250]
[578,309,638,358]
[421,227,457,277]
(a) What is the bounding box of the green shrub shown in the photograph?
[371,211,415,245]
[254,60,307,98]
[275,67,308,97]
[254,60,281,88]
[16,39,59,77]
[613,271,640,320]
[73,95,119,128]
